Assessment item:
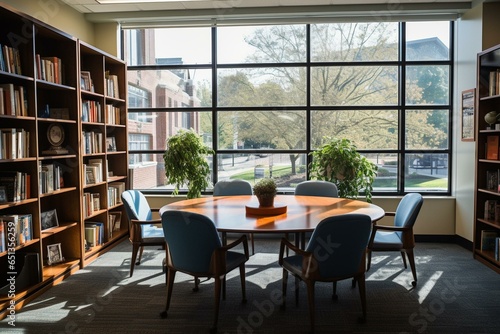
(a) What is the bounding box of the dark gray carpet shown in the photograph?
[3,238,500,333]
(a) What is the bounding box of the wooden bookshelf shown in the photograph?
[0,3,128,319]
[474,43,500,274]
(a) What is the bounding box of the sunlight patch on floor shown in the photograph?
[417,271,443,304]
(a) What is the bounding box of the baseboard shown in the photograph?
[415,234,473,251]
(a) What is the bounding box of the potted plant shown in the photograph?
[309,137,378,202]
[163,129,214,199]
[253,178,277,207]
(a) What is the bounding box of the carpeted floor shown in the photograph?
[3,238,500,333]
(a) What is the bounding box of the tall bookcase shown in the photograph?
[0,3,128,318]
[474,43,500,273]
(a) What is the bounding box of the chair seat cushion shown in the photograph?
[226,251,248,272]
[142,224,164,239]
[371,231,403,249]
[281,255,303,276]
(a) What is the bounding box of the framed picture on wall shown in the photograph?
[461,88,475,141]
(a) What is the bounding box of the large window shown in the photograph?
[123,21,452,195]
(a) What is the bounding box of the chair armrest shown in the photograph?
[220,234,249,260]
[385,212,396,217]
[373,224,410,232]
[130,219,162,242]
[278,237,311,265]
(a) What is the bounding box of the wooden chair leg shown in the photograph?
[137,246,144,265]
[239,264,247,303]
[160,269,176,318]
[306,281,315,334]
[249,233,255,255]
[401,251,407,268]
[357,274,367,324]
[130,243,140,277]
[211,277,222,334]
[281,269,288,310]
[406,249,417,286]
[366,249,372,271]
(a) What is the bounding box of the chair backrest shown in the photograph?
[294,180,338,198]
[394,193,423,230]
[161,210,222,273]
[121,190,153,221]
[305,214,372,278]
[213,179,253,196]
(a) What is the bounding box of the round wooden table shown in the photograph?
[159,195,385,240]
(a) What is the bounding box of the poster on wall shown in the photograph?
[461,88,475,141]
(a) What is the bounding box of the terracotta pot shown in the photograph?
[257,194,275,207]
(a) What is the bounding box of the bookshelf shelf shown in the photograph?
[0,3,128,319]
[474,43,500,274]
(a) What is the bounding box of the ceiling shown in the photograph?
[58,0,474,24]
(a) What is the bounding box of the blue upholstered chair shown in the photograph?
[279,214,372,333]
[294,180,338,198]
[213,179,256,255]
[121,190,165,277]
[294,180,338,248]
[367,193,423,287]
[160,210,249,334]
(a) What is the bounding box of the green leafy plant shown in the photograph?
[163,129,214,199]
[309,137,378,202]
[253,178,277,207]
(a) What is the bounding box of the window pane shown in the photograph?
[368,153,398,192]
[217,110,306,150]
[311,110,398,150]
[216,153,307,191]
[311,66,398,106]
[406,65,449,105]
[311,22,399,62]
[405,153,448,192]
[217,68,306,107]
[405,110,449,149]
[406,21,450,61]
[128,111,212,151]
[217,25,306,64]
[124,28,212,66]
[128,69,212,108]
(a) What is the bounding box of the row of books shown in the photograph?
[0,83,28,116]
[39,162,64,194]
[36,55,63,85]
[108,181,125,207]
[85,221,104,248]
[81,100,102,123]
[0,214,33,252]
[82,130,104,154]
[488,69,500,97]
[83,192,101,218]
[480,230,500,261]
[84,159,104,186]
[106,104,121,125]
[0,128,29,159]
[0,171,30,202]
[105,71,120,99]
[0,44,22,75]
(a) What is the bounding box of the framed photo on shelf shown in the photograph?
[41,209,59,231]
[106,136,117,152]
[461,88,475,142]
[47,243,64,265]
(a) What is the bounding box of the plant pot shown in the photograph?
[257,194,275,207]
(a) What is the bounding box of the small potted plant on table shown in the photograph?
[253,178,277,207]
